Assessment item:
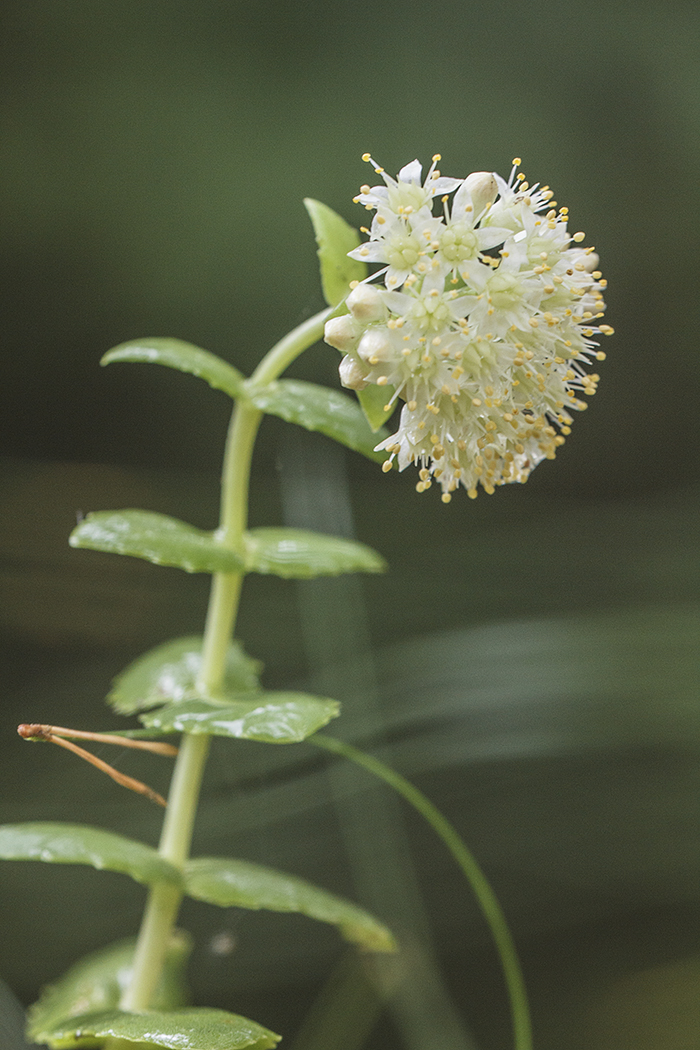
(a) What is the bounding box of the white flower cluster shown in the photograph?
[324,154,612,502]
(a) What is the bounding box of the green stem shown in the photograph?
[120,306,332,1012]
[310,735,533,1050]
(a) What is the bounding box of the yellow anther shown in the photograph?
[381,460,393,473]
[441,493,452,504]
[572,231,586,242]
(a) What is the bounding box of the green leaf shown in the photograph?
[357,383,397,433]
[139,693,340,743]
[0,823,181,887]
[245,378,389,463]
[102,337,246,399]
[243,527,386,578]
[70,510,244,574]
[27,932,192,1046]
[107,636,263,716]
[184,857,396,953]
[303,198,367,306]
[32,1007,280,1050]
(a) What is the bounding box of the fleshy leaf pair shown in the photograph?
[28,932,277,1049]
[27,932,193,1046]
[107,636,339,744]
[70,512,386,579]
[0,823,395,953]
[102,339,389,463]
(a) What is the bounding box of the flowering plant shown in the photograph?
[0,154,609,1050]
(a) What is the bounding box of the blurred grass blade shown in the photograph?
[311,736,532,1050]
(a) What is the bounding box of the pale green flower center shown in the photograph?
[438,224,478,262]
[408,293,451,332]
[488,272,523,310]
[387,234,422,270]
[387,182,430,214]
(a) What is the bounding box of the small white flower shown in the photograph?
[325,155,612,502]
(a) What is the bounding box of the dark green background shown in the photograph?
[1,2,699,1049]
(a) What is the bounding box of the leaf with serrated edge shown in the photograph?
[246,378,389,463]
[358,382,396,433]
[139,694,339,743]
[102,338,246,400]
[303,198,367,306]
[108,635,262,715]
[244,527,386,578]
[0,823,181,886]
[70,510,244,574]
[184,857,396,953]
[27,932,192,1043]
[33,1007,280,1050]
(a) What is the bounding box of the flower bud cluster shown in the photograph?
[324,155,612,502]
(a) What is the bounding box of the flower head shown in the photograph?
[325,155,612,502]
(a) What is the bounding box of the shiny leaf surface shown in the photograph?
[102,337,246,399]
[246,378,389,463]
[70,510,244,574]
[27,932,192,1045]
[0,823,181,886]
[33,1007,280,1050]
[357,382,396,432]
[303,198,367,306]
[107,635,262,715]
[184,856,396,952]
[243,527,386,578]
[139,693,340,743]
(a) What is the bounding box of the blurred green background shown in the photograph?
[1,2,700,1049]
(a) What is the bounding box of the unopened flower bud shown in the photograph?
[347,283,386,323]
[324,314,357,352]
[357,329,395,364]
[339,354,368,390]
[582,252,600,273]
[463,171,498,215]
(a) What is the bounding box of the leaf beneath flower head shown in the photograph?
[246,377,390,463]
[304,198,367,306]
[107,635,263,715]
[32,1007,280,1050]
[357,382,396,433]
[102,337,246,399]
[139,693,339,744]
